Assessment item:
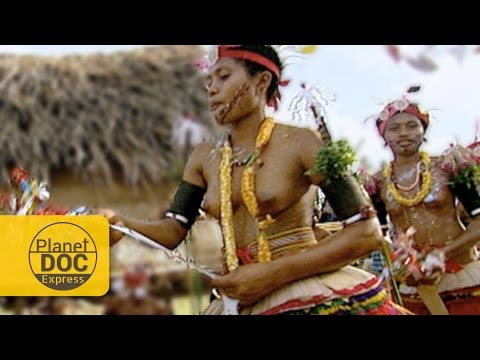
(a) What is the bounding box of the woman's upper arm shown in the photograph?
[182,142,212,189]
[297,129,325,186]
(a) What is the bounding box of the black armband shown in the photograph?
[450,182,480,217]
[371,194,389,235]
[320,174,374,225]
[371,193,388,224]
[165,181,206,229]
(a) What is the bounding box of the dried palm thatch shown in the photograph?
[0,45,213,188]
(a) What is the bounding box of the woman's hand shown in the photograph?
[211,263,280,306]
[97,208,124,246]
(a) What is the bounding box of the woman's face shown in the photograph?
[206,58,265,125]
[384,113,425,156]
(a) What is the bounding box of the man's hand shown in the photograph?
[405,250,446,287]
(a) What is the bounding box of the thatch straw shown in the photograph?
[0,45,213,188]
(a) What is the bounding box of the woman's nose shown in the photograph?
[208,81,219,97]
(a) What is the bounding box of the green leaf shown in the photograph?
[309,140,357,183]
[450,165,480,189]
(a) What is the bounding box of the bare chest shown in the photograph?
[381,167,453,216]
[201,147,308,219]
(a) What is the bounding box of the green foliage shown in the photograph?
[450,165,480,189]
[307,140,357,184]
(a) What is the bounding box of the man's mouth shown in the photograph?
[398,140,414,146]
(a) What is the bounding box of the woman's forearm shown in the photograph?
[119,215,188,250]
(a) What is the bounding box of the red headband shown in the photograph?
[218,45,281,79]
[207,45,286,110]
[377,99,430,137]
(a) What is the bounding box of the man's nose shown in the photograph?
[399,126,410,137]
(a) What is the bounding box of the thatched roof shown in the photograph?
[0,45,213,187]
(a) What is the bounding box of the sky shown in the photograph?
[1,45,479,170]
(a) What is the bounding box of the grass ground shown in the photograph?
[172,294,211,315]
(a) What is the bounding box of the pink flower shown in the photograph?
[193,58,209,71]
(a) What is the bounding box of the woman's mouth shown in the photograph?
[210,102,222,112]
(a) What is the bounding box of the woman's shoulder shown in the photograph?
[189,141,214,157]
[274,123,321,143]
[193,132,231,153]
[187,138,220,165]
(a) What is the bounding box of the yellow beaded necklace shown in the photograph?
[220,117,276,272]
[384,151,432,207]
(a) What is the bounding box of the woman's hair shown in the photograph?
[235,45,282,102]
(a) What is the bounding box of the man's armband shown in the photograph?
[450,182,480,218]
[320,175,376,226]
[165,181,206,229]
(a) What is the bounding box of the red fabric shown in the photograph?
[334,278,379,296]
[236,247,255,265]
[410,243,464,274]
[362,301,408,315]
[402,287,480,315]
[10,166,29,186]
[447,297,480,315]
[124,270,149,288]
[261,294,328,315]
[259,278,380,315]
[445,260,465,274]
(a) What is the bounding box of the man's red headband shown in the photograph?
[377,98,430,137]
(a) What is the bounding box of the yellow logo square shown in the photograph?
[0,216,109,296]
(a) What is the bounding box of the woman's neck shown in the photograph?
[230,110,266,146]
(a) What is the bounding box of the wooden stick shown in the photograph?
[417,285,449,315]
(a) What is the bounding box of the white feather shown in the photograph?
[289,83,336,125]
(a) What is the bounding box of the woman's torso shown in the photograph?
[201,125,316,249]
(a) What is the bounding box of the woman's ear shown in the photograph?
[256,71,273,95]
